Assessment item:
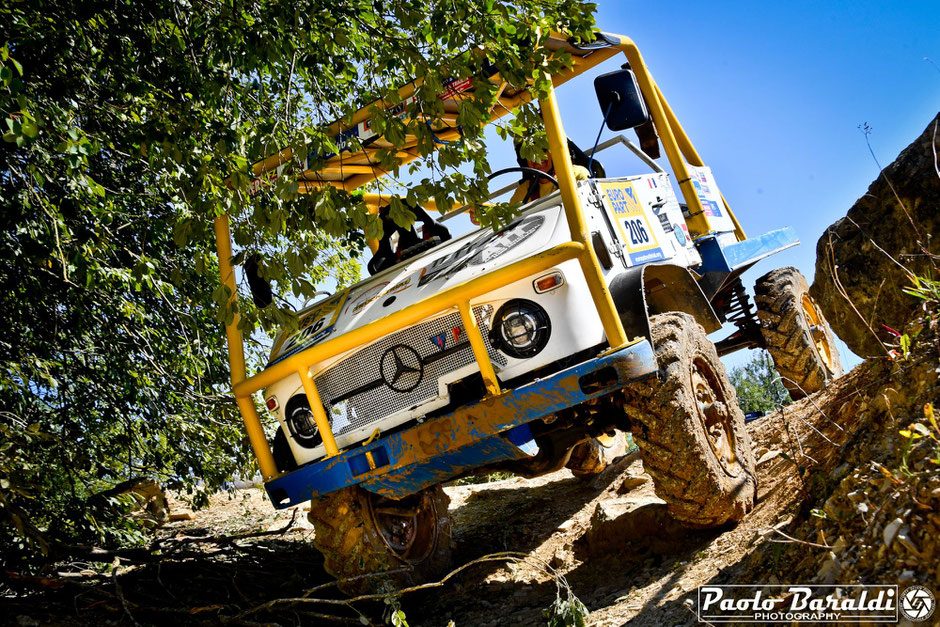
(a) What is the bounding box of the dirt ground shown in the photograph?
[3,351,937,626]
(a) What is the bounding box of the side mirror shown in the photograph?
[594,68,650,131]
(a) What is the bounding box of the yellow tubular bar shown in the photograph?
[653,83,746,241]
[232,242,585,398]
[298,368,340,457]
[457,301,501,396]
[221,32,738,473]
[213,216,279,480]
[612,37,712,240]
[538,79,629,350]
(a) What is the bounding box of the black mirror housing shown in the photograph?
[594,68,650,131]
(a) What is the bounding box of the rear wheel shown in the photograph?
[308,485,453,596]
[754,267,842,399]
[623,313,756,527]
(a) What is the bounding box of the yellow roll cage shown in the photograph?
[214,32,746,481]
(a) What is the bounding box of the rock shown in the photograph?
[830,463,852,482]
[811,114,940,356]
[883,517,904,547]
[169,511,195,521]
[577,496,689,557]
[895,528,921,557]
[847,491,866,502]
[550,547,572,569]
[757,450,781,466]
[557,519,575,532]
[88,477,169,527]
[832,536,848,555]
[899,570,916,584]
[817,553,841,584]
[617,474,648,494]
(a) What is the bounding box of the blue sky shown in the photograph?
[347,1,938,372]
[460,0,939,371]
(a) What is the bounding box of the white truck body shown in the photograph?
[265,172,721,465]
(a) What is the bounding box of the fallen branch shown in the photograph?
[231,550,579,623]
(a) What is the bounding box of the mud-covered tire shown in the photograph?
[308,485,453,596]
[623,313,757,527]
[271,428,298,473]
[754,267,843,399]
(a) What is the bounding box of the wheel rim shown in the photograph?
[800,293,836,373]
[691,358,742,478]
[368,492,438,564]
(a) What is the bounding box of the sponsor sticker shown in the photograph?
[275,291,349,361]
[430,332,447,352]
[439,76,473,99]
[344,269,425,316]
[599,181,665,266]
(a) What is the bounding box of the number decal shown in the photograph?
[272,291,348,363]
[598,181,665,266]
[625,219,649,245]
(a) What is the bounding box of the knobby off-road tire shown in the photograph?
[271,428,298,473]
[307,485,453,596]
[754,266,843,400]
[623,313,757,527]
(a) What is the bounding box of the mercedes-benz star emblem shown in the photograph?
[380,344,424,392]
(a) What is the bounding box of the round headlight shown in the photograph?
[284,394,325,448]
[490,299,551,359]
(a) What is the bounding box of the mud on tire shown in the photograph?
[308,485,453,596]
[755,266,842,400]
[623,313,757,527]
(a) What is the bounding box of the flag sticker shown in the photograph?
[430,332,447,352]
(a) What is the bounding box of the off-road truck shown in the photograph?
[211,31,842,593]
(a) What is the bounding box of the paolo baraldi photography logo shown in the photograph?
[692,584,936,623]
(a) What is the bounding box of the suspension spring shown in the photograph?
[718,277,760,335]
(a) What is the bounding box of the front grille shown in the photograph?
[314,306,505,437]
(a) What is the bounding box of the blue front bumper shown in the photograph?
[264,339,657,506]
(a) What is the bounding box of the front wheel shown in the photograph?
[623,313,757,527]
[307,485,453,596]
[754,267,843,399]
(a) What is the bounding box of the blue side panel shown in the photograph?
[361,428,537,498]
[696,227,799,274]
[504,423,539,455]
[696,236,732,273]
